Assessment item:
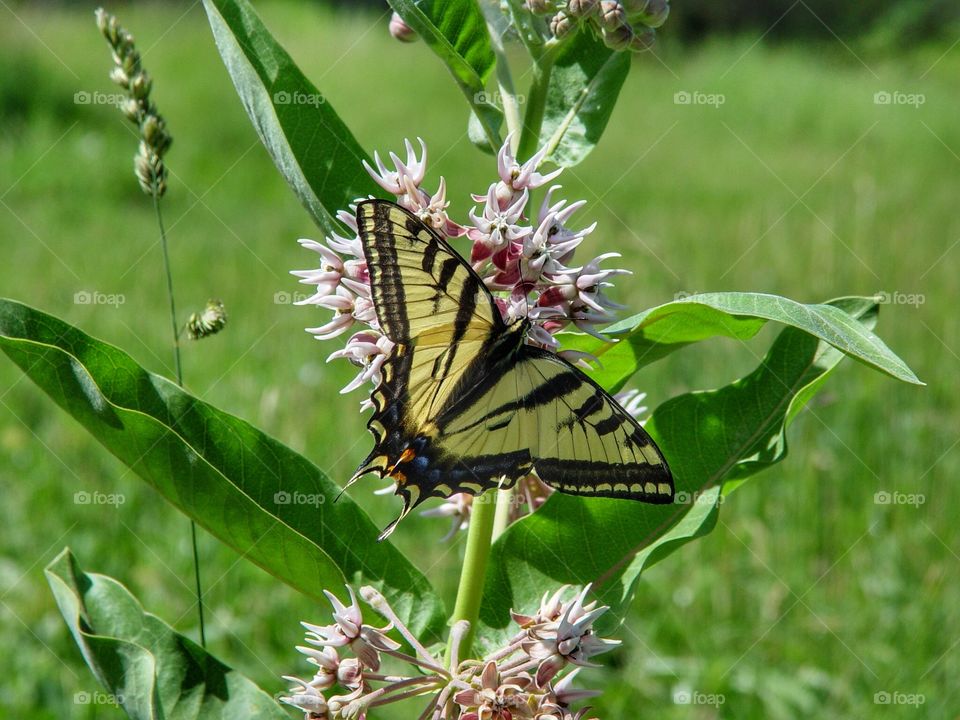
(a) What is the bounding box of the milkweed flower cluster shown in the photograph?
[526,0,669,51]
[292,135,630,404]
[281,583,615,719]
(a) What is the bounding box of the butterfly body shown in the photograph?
[350,200,673,538]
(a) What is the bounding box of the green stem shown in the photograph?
[517,52,556,161]
[446,490,497,661]
[154,191,206,649]
[493,49,521,144]
[154,193,182,386]
[492,487,514,540]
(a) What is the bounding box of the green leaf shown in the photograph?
[388,0,500,148]
[541,31,630,167]
[561,292,922,393]
[478,298,888,642]
[468,105,504,155]
[0,299,446,642]
[202,0,380,235]
[46,549,286,720]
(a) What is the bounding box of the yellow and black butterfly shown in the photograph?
[349,200,673,538]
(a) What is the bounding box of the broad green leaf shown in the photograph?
[561,292,922,393]
[388,0,500,148]
[203,0,380,235]
[46,549,286,720]
[478,298,886,642]
[540,31,630,167]
[0,299,445,642]
[468,105,504,155]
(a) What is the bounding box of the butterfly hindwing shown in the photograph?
[351,200,673,538]
[435,346,673,502]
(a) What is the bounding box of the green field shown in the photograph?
[1,2,957,718]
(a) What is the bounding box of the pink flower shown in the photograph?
[301,586,398,671]
[468,185,531,264]
[454,661,535,720]
[401,175,467,237]
[362,137,427,195]
[497,132,563,198]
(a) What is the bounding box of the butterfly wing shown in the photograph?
[433,346,673,502]
[353,200,510,535]
[352,199,672,538]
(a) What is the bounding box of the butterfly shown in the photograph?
[348,200,673,538]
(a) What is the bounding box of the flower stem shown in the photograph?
[446,490,497,661]
[492,487,514,540]
[154,194,181,385]
[517,52,556,161]
[153,191,206,648]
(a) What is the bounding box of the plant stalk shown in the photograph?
[517,53,556,161]
[492,487,514,540]
[446,490,497,661]
[154,191,206,648]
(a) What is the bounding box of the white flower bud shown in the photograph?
[388,12,417,42]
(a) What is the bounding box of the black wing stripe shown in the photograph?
[444,370,583,435]
[592,414,623,436]
[438,274,481,379]
[422,235,440,273]
[436,257,460,294]
[367,203,409,338]
[573,388,606,421]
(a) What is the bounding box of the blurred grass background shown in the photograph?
[1,1,957,718]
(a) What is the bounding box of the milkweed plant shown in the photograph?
[0,1,922,720]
